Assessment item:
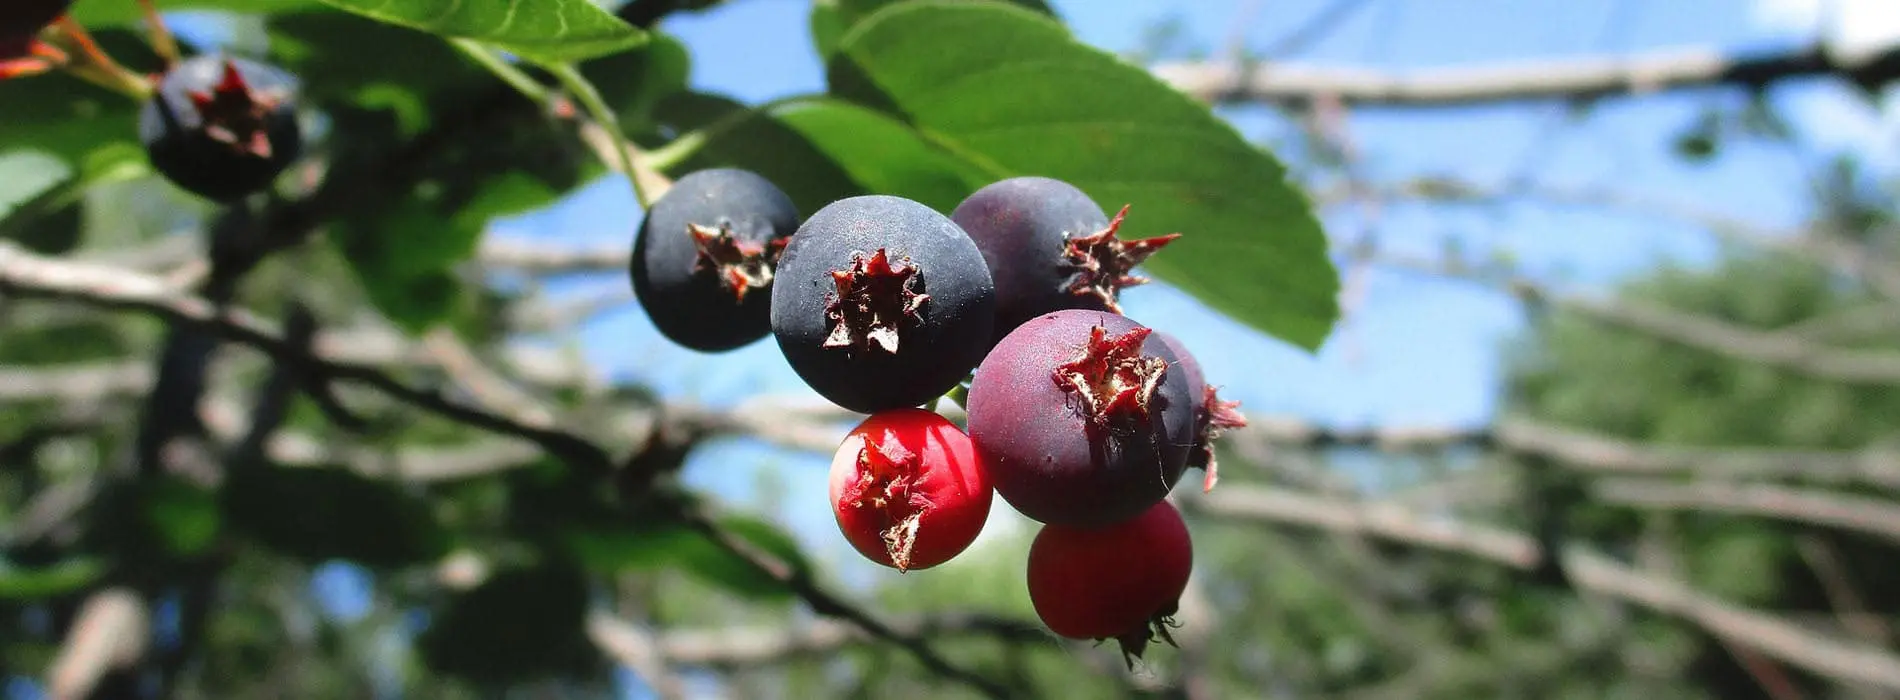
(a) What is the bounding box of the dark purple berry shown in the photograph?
[770,195,996,414]
[950,177,1181,341]
[630,168,800,352]
[138,54,303,202]
[1153,330,1247,493]
[966,309,1195,528]
[0,0,71,40]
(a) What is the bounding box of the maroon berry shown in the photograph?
[965,309,1195,528]
[138,54,303,202]
[1154,331,1247,493]
[1027,499,1192,666]
[770,195,997,414]
[630,168,800,352]
[950,176,1180,341]
[828,408,993,572]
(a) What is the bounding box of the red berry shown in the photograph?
[1027,499,1192,665]
[828,408,994,572]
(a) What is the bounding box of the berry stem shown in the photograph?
[137,0,181,66]
[45,17,153,100]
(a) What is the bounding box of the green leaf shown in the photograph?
[562,514,809,601]
[0,30,151,162]
[417,562,597,684]
[770,98,993,213]
[812,0,1058,61]
[268,10,496,117]
[314,0,647,65]
[583,32,693,135]
[143,477,223,556]
[222,466,450,568]
[648,91,867,216]
[71,0,325,26]
[828,0,1340,350]
[0,151,74,222]
[0,558,105,600]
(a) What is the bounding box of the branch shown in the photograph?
[44,588,148,700]
[478,238,625,273]
[1152,42,1900,107]
[0,240,615,477]
[649,612,1051,666]
[1182,485,1900,691]
[587,611,688,700]
[1596,477,1900,546]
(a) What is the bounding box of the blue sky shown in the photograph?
[16,1,1899,698]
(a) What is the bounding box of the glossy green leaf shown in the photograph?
[648,91,866,217]
[811,0,1058,61]
[0,558,105,600]
[314,0,646,65]
[828,0,1340,350]
[770,98,993,213]
[583,32,692,135]
[71,0,325,26]
[268,10,496,116]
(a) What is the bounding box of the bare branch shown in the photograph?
[0,240,615,476]
[1596,478,1900,546]
[652,613,1051,666]
[0,362,149,402]
[1152,42,1900,107]
[1183,485,1900,691]
[45,588,148,700]
[478,238,626,273]
[587,612,688,700]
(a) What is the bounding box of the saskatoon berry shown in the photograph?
[1027,499,1192,666]
[629,168,801,352]
[138,54,303,203]
[950,176,1180,341]
[966,308,1195,528]
[1154,331,1247,493]
[770,195,997,414]
[829,407,993,572]
[0,0,71,40]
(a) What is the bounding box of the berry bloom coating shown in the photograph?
[0,0,71,40]
[829,408,994,572]
[771,195,997,414]
[1154,331,1247,493]
[966,309,1195,528]
[630,168,800,352]
[1027,499,1192,666]
[138,55,303,202]
[950,177,1180,341]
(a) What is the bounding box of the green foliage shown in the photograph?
[313,0,647,65]
[416,561,599,684]
[562,512,811,601]
[825,0,1340,349]
[0,558,104,600]
[222,466,451,569]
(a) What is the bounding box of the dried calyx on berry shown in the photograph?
[823,248,930,355]
[138,54,303,202]
[828,408,993,573]
[839,429,931,570]
[1061,205,1180,312]
[688,221,789,304]
[1052,323,1169,430]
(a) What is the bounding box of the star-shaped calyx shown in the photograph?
[1052,324,1169,429]
[823,248,929,355]
[1109,602,1183,671]
[1189,385,1248,492]
[688,222,788,304]
[840,429,933,572]
[186,59,282,159]
[1062,205,1183,313]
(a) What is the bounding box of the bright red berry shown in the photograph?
[1026,499,1192,666]
[828,407,994,572]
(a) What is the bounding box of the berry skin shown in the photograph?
[138,55,303,202]
[1027,499,1192,666]
[829,408,994,572]
[1153,331,1247,493]
[965,309,1195,528]
[630,168,801,352]
[950,177,1180,341]
[0,0,71,40]
[770,195,997,414]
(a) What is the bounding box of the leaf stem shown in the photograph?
[547,62,660,207]
[642,94,822,172]
[137,0,182,66]
[47,17,153,100]
[448,39,550,104]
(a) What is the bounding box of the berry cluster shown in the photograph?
[3,0,304,203]
[629,172,1249,663]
